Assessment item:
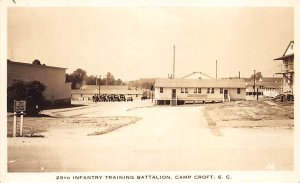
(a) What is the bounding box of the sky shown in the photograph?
[7,7,293,81]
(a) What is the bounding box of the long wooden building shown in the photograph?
[154,78,246,105]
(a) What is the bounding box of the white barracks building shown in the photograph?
[154,78,246,105]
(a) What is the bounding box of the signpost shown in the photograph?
[13,100,26,137]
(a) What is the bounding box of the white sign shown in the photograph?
[14,100,26,113]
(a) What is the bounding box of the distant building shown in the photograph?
[7,60,71,106]
[274,41,294,96]
[245,77,283,98]
[154,78,246,105]
[71,85,144,100]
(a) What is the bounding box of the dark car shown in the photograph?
[127,96,133,102]
[141,96,148,100]
[120,94,126,101]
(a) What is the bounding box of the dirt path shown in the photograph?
[8,102,293,171]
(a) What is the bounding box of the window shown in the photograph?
[160,87,163,93]
[237,88,241,94]
[185,88,188,93]
[181,88,184,93]
[220,88,223,94]
[211,88,214,94]
[194,88,197,93]
[198,88,201,93]
[259,86,264,89]
[207,88,210,94]
[253,86,255,89]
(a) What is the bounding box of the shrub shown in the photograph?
[7,80,47,116]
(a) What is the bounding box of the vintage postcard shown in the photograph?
[0,0,299,183]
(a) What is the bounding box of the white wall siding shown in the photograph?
[155,87,245,101]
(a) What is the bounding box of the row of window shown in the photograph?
[159,87,241,94]
[246,92,263,96]
[252,86,264,89]
[264,88,277,91]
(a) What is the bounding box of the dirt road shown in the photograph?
[8,101,293,171]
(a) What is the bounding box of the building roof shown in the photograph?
[80,85,132,90]
[7,60,67,70]
[282,41,294,56]
[72,89,143,95]
[245,77,282,87]
[249,81,282,87]
[74,84,143,95]
[274,53,294,60]
[155,78,246,88]
[275,70,294,74]
[181,72,215,79]
[245,77,282,83]
[274,41,294,61]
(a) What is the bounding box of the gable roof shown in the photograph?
[274,53,294,60]
[245,77,282,83]
[283,41,294,56]
[181,72,214,79]
[245,77,283,87]
[80,85,132,90]
[274,41,294,60]
[7,60,67,70]
[155,78,246,88]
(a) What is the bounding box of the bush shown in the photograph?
[7,80,47,116]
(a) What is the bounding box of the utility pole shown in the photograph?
[173,45,175,79]
[96,75,98,86]
[98,75,101,96]
[216,60,218,79]
[253,70,256,98]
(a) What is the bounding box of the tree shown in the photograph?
[66,68,87,89]
[7,80,47,116]
[32,59,42,65]
[106,72,115,85]
[85,75,97,85]
[250,71,263,80]
[115,78,122,86]
[67,70,126,87]
[128,78,156,89]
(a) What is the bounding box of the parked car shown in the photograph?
[127,96,133,102]
[120,94,126,101]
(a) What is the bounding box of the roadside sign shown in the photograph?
[14,100,26,113]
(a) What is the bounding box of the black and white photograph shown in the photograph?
[0,0,299,183]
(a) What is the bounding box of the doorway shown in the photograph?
[224,89,228,99]
[172,89,176,99]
